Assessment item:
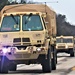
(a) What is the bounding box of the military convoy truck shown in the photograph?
[56,35,74,57]
[0,4,57,73]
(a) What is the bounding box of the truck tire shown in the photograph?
[9,63,16,71]
[51,46,56,70]
[51,59,56,70]
[0,58,8,73]
[42,46,52,73]
[70,49,74,57]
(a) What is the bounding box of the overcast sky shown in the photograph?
[33,0,75,25]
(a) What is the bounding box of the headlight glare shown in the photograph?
[37,48,41,51]
[2,48,8,53]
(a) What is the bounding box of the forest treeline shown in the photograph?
[0,0,75,36]
[56,14,75,36]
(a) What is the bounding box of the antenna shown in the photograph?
[33,1,58,4]
[3,1,58,14]
[33,1,58,13]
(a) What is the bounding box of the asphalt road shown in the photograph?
[0,53,75,75]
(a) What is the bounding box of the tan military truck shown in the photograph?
[56,35,74,57]
[0,4,57,73]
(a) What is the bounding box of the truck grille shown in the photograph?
[13,38,30,46]
[13,38,21,42]
[58,46,65,49]
[14,54,31,58]
[22,38,30,42]
[13,38,30,43]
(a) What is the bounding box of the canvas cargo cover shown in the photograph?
[1,4,56,36]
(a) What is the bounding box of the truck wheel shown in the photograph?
[70,49,74,57]
[9,63,16,71]
[51,59,56,70]
[0,59,8,73]
[51,46,56,70]
[42,46,52,73]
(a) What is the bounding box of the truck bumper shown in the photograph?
[0,46,47,60]
[0,52,46,60]
[56,48,73,53]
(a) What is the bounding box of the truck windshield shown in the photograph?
[56,38,73,43]
[0,15,20,32]
[63,39,73,43]
[22,15,43,31]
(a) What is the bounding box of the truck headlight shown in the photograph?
[66,46,68,48]
[36,48,41,51]
[2,48,8,54]
[56,46,58,49]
